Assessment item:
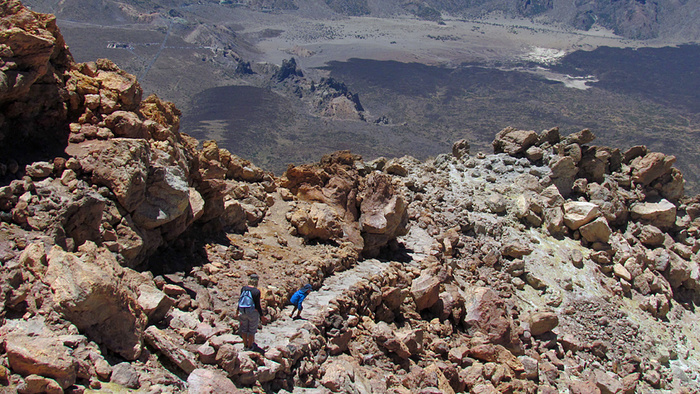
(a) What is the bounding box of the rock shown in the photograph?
[144,326,198,374]
[666,251,691,288]
[196,343,217,365]
[539,127,561,145]
[593,369,623,394]
[569,380,602,394]
[579,217,612,243]
[320,357,358,392]
[215,344,240,376]
[631,152,675,186]
[660,167,684,201]
[382,286,406,310]
[637,225,665,247]
[187,368,241,394]
[502,240,533,258]
[21,375,63,394]
[385,160,408,176]
[44,245,146,360]
[66,139,149,213]
[563,201,600,230]
[18,241,48,277]
[360,172,409,257]
[110,362,140,389]
[471,383,500,394]
[324,96,364,120]
[423,363,456,394]
[463,287,515,346]
[289,202,344,241]
[411,272,441,311]
[372,322,411,359]
[469,344,523,373]
[630,199,676,229]
[104,110,148,138]
[94,359,112,382]
[26,162,54,179]
[613,264,633,282]
[492,127,538,156]
[543,207,565,236]
[5,335,78,389]
[621,372,640,394]
[137,284,173,324]
[519,356,539,380]
[526,146,544,162]
[549,156,578,197]
[526,311,559,336]
[452,139,470,159]
[448,346,471,366]
[565,128,596,145]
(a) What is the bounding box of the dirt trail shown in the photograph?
[253,258,390,351]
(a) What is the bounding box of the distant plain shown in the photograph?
[24,1,700,191]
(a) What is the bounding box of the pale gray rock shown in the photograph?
[630,199,676,229]
[579,217,612,244]
[110,362,140,389]
[25,161,53,179]
[563,201,600,230]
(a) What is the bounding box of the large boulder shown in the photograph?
[44,244,147,360]
[563,202,600,230]
[5,335,78,389]
[631,152,675,186]
[360,173,409,257]
[288,202,345,241]
[492,127,538,156]
[630,199,676,230]
[549,156,578,197]
[579,217,612,244]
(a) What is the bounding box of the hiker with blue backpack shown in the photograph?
[234,273,267,351]
[289,284,313,319]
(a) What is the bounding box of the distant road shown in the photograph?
[138,19,173,82]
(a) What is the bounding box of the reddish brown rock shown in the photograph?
[411,272,441,311]
[631,152,675,186]
[5,335,78,389]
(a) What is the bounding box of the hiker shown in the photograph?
[289,284,313,319]
[234,273,266,351]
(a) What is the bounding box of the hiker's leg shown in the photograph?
[289,306,297,317]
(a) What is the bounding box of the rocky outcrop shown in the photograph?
[281,151,408,257]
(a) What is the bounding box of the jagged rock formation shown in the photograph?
[1,3,700,394]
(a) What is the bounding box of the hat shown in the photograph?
[248,274,259,284]
[302,284,312,292]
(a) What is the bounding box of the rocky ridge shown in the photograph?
[1,2,700,394]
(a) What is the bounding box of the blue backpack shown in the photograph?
[239,289,254,308]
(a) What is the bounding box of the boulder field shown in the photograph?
[1,2,700,393]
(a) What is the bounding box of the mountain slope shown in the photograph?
[1,3,700,393]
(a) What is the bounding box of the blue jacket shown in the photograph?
[290,288,309,307]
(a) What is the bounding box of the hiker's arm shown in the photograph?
[254,289,263,315]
